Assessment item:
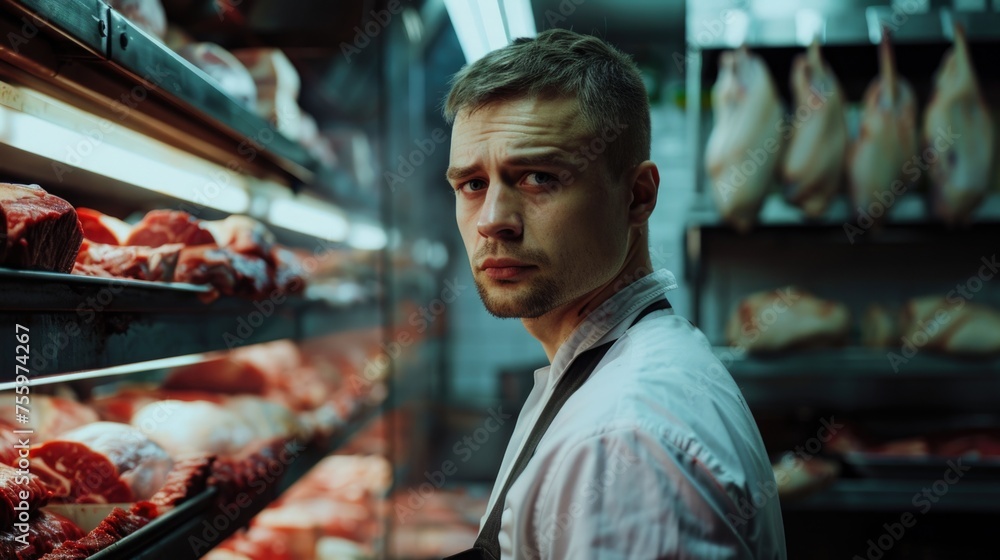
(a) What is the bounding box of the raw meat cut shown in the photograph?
[847,30,918,222]
[72,240,184,282]
[924,24,995,223]
[935,432,1000,458]
[102,0,166,39]
[781,40,848,217]
[148,454,215,509]
[76,208,131,245]
[0,395,98,443]
[271,246,307,294]
[704,48,784,232]
[203,215,276,261]
[1,463,52,527]
[772,452,839,501]
[0,510,84,560]
[39,503,156,560]
[124,210,215,248]
[899,296,1000,355]
[1,426,18,465]
[232,49,302,140]
[162,340,329,411]
[174,245,273,299]
[726,287,850,352]
[0,183,83,273]
[178,43,257,110]
[31,422,173,503]
[131,400,256,458]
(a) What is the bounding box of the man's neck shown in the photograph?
[522,248,653,362]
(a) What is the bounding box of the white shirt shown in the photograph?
[482,269,787,559]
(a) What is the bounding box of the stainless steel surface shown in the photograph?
[105,9,317,184]
[10,0,109,56]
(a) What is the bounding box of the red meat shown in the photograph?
[0,463,52,527]
[125,210,216,248]
[174,245,273,299]
[0,510,84,560]
[31,422,173,503]
[73,240,184,282]
[76,208,131,245]
[40,504,156,559]
[0,183,83,273]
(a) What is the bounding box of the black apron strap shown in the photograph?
[445,298,671,560]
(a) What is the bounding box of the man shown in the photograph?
[444,29,786,559]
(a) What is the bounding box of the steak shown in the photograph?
[0,510,84,560]
[76,208,132,245]
[0,183,83,273]
[174,245,273,299]
[73,240,184,282]
[39,503,156,560]
[31,422,173,503]
[125,210,215,248]
[0,463,53,527]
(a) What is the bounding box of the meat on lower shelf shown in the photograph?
[725,287,851,352]
[1,510,85,560]
[73,240,184,282]
[30,422,173,503]
[0,183,83,273]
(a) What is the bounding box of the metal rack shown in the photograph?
[683,1,1000,542]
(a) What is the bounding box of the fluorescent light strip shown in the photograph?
[501,0,536,41]
[479,0,509,52]
[347,221,388,250]
[0,93,251,214]
[445,0,491,63]
[0,352,221,391]
[269,197,351,241]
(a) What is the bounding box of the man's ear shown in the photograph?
[627,161,659,226]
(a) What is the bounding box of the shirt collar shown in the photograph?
[543,268,678,382]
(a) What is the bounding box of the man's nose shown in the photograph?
[476,183,522,240]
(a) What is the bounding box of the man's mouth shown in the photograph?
[480,258,534,280]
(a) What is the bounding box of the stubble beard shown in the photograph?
[474,271,563,319]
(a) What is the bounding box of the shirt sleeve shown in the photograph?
[529,427,749,560]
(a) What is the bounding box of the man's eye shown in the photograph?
[525,172,557,187]
[461,179,487,192]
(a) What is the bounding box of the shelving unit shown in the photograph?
[0,1,421,557]
[685,3,1000,554]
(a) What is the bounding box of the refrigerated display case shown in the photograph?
[684,0,1000,556]
[0,0,440,558]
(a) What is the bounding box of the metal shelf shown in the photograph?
[687,193,1000,230]
[0,0,318,186]
[718,347,1000,411]
[783,478,1000,513]
[0,269,379,385]
[84,401,388,559]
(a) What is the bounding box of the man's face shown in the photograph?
[447,96,631,319]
